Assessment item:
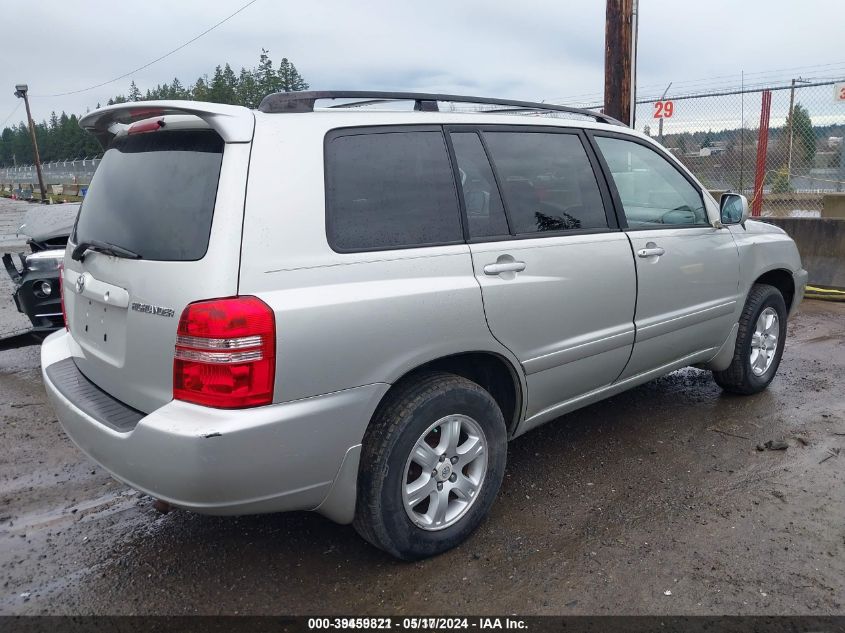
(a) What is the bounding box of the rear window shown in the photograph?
[325,130,463,251]
[73,130,224,261]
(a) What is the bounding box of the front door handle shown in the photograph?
[483,261,526,275]
[637,246,665,258]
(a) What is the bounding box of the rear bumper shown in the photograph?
[41,329,387,521]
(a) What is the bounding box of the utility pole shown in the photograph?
[786,76,810,182]
[14,84,48,203]
[604,0,638,126]
[658,82,672,143]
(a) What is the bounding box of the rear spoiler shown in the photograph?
[79,100,255,147]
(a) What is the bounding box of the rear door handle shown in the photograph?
[637,246,665,258]
[483,261,526,275]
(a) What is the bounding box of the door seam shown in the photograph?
[612,231,639,384]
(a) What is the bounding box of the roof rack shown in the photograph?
[257,91,624,126]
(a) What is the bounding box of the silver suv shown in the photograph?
[42,92,807,560]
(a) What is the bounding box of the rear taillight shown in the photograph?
[58,263,67,330]
[173,296,275,408]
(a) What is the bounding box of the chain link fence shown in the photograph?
[629,79,845,217]
[0,158,100,197]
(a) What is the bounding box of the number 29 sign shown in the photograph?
[835,83,845,102]
[653,100,674,118]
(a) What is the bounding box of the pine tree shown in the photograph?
[205,64,238,104]
[783,103,816,168]
[278,58,309,92]
[191,76,209,102]
[771,168,792,193]
[237,67,260,108]
[128,81,142,102]
[170,78,187,99]
[257,49,281,97]
[208,66,228,103]
[222,64,239,103]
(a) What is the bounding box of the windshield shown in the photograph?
[73,129,224,261]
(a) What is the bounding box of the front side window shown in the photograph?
[325,130,462,251]
[482,132,608,235]
[595,136,708,227]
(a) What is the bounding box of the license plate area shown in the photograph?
[66,270,129,365]
[74,297,127,363]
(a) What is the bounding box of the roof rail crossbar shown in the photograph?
[257,91,623,125]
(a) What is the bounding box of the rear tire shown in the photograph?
[353,372,507,560]
[713,283,787,395]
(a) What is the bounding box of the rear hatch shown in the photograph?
[63,102,254,413]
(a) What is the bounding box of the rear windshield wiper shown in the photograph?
[71,239,142,262]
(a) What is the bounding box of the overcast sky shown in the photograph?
[1,0,843,125]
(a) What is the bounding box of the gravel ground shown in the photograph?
[0,197,843,616]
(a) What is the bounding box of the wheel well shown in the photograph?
[755,269,795,312]
[386,353,522,436]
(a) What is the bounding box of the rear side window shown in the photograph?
[482,132,608,234]
[325,130,462,251]
[450,132,510,239]
[74,130,223,261]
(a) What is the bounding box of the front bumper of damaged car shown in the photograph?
[3,248,65,331]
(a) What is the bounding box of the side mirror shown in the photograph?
[720,193,749,226]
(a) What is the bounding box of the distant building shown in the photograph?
[828,136,843,149]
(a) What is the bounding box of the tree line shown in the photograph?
[654,104,824,164]
[0,50,308,167]
[656,104,843,192]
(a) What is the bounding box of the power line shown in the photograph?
[604,61,845,99]
[549,59,845,106]
[0,101,22,129]
[636,77,845,103]
[639,60,845,93]
[555,75,845,111]
[31,0,261,98]
[562,69,845,106]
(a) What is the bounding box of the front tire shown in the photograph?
[713,283,787,395]
[353,372,507,560]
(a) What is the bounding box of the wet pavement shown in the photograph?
[0,198,843,615]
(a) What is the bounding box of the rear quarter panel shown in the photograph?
[238,114,522,404]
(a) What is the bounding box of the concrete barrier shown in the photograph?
[760,217,845,289]
[823,193,845,219]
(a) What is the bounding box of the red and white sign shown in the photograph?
[835,83,845,102]
[653,100,674,118]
